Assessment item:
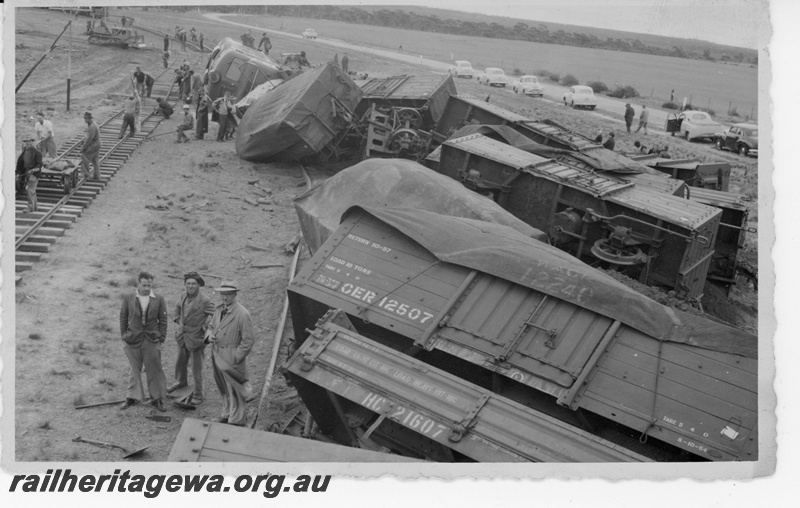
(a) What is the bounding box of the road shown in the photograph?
[204,13,714,139]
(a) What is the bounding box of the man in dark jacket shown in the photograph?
[81,112,102,180]
[602,131,616,150]
[119,271,169,412]
[154,97,173,119]
[16,138,43,211]
[624,103,635,133]
[169,272,215,405]
[196,87,210,139]
[144,73,155,98]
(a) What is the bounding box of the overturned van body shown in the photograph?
[235,62,362,162]
[203,37,289,102]
[285,207,757,462]
[435,133,721,300]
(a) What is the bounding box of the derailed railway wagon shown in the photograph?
[283,207,757,462]
[435,133,721,300]
[433,95,649,174]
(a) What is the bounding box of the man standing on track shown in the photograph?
[144,72,155,98]
[120,90,140,139]
[162,50,170,69]
[168,272,215,406]
[16,138,43,213]
[624,103,635,134]
[205,281,255,426]
[81,112,101,181]
[34,111,57,158]
[133,66,146,97]
[635,104,649,135]
[119,271,169,413]
[164,33,169,52]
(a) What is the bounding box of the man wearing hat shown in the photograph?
[624,103,635,134]
[16,137,43,212]
[205,281,255,426]
[176,104,194,143]
[81,112,101,180]
[169,272,216,405]
[119,271,169,412]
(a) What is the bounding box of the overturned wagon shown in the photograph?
[435,133,721,300]
[284,207,757,462]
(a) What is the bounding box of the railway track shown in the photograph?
[15,66,186,275]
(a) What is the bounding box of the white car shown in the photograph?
[477,67,509,87]
[302,28,318,39]
[677,110,722,142]
[563,85,597,110]
[448,60,475,79]
[512,75,544,97]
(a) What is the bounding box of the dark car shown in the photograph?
[715,123,758,157]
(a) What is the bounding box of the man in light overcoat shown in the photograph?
[205,281,255,426]
[169,272,216,405]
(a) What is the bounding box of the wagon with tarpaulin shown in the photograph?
[434,133,722,300]
[283,205,756,462]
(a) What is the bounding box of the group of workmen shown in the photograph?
[119,271,255,426]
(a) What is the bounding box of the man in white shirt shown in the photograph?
[34,112,57,158]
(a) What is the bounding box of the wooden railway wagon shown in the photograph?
[432,95,648,174]
[435,133,721,300]
[631,155,732,192]
[687,187,752,288]
[284,207,757,462]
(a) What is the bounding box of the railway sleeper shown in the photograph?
[16,218,74,229]
[15,204,82,218]
[17,235,58,245]
[15,226,65,237]
[15,209,78,223]
[16,262,35,272]
[17,251,44,262]
[17,242,52,253]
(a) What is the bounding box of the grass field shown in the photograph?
[226,12,758,118]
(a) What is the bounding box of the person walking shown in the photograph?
[258,33,271,55]
[168,272,215,406]
[205,281,255,426]
[119,91,140,139]
[196,87,210,140]
[670,89,675,102]
[176,104,194,143]
[602,131,616,150]
[81,112,101,181]
[16,138,43,212]
[199,32,204,52]
[34,112,57,158]
[624,103,635,134]
[635,104,650,134]
[163,33,169,52]
[119,271,169,412]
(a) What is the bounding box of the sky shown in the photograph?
[345,0,770,49]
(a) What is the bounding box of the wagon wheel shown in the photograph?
[62,174,72,194]
[394,108,422,130]
[388,128,423,153]
[88,35,102,44]
[590,238,646,266]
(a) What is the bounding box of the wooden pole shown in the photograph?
[67,11,73,111]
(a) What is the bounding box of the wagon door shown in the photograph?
[433,275,617,398]
[234,62,262,99]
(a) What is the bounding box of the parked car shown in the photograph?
[477,67,509,87]
[302,28,318,39]
[512,75,544,96]
[448,60,475,79]
[677,110,721,142]
[715,123,758,156]
[563,85,597,109]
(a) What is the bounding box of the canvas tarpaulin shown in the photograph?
[342,206,756,358]
[235,62,362,162]
[294,158,547,254]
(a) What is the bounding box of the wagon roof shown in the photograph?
[359,74,455,100]
[343,206,756,358]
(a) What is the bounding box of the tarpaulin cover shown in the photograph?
[294,158,547,254]
[235,62,362,162]
[234,79,284,115]
[343,206,756,358]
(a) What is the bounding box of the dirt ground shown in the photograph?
[10,8,759,462]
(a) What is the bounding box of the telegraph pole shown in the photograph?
[67,9,73,111]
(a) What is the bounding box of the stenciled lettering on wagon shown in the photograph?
[528,265,593,302]
[313,273,342,290]
[361,392,448,440]
[662,415,712,439]
[328,256,373,276]
[375,295,435,324]
[347,233,392,253]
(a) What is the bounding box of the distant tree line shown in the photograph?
[178,5,757,65]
